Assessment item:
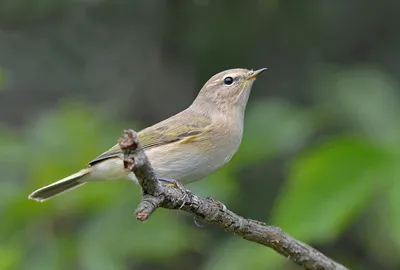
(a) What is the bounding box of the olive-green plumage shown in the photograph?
[89,110,212,165]
[29,68,266,202]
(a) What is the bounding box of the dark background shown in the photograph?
[1,0,399,269]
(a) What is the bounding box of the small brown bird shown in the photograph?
[29,68,267,202]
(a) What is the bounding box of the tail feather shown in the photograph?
[29,168,91,202]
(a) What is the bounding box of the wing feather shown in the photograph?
[88,110,211,166]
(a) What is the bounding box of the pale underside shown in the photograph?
[86,109,240,184]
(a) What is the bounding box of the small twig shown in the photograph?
[118,129,349,270]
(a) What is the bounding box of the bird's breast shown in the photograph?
[145,121,243,183]
[89,120,243,184]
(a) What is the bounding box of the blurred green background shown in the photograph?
[1,0,399,269]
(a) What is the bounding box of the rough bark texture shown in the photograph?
[118,129,349,270]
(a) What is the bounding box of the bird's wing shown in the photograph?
[88,110,211,166]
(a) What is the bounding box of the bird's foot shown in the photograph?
[158,177,187,192]
[158,177,189,209]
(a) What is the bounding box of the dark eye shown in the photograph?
[224,76,234,85]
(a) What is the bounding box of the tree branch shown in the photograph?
[118,129,349,270]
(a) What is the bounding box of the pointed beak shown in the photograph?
[246,68,267,81]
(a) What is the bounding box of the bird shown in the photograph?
[29,68,267,202]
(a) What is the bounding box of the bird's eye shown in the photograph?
[223,76,234,85]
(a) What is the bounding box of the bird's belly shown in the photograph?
[89,143,237,184]
[145,143,235,184]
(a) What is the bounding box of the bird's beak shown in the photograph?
[246,68,267,81]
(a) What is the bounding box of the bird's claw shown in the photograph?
[160,178,189,209]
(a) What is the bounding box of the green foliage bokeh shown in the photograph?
[1,0,400,269]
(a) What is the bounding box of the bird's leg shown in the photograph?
[158,177,189,208]
[158,177,186,191]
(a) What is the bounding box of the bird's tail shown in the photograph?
[28,168,92,202]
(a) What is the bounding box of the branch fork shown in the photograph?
[118,129,348,270]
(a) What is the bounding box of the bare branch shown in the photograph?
[118,129,349,270]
